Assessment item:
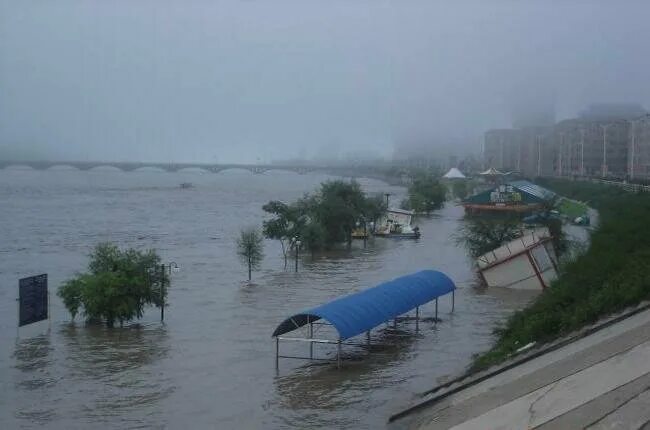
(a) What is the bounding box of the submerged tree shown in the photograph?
[58,243,164,327]
[261,180,386,256]
[455,217,523,257]
[237,227,264,281]
[299,220,327,257]
[313,180,367,247]
[361,194,388,233]
[404,175,447,214]
[262,201,294,267]
[539,217,568,257]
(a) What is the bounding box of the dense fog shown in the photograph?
[1,1,649,163]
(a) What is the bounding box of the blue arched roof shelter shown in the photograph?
[272,270,455,340]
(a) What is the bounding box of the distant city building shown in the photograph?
[510,126,555,177]
[484,104,650,180]
[483,129,522,172]
[483,127,554,177]
[556,118,630,177]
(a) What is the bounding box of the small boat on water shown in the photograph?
[374,208,421,239]
[180,182,193,189]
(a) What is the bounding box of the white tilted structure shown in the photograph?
[476,227,559,290]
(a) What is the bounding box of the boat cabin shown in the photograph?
[375,208,420,238]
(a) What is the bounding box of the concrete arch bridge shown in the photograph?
[0,161,404,183]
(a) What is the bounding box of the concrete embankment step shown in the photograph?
[390,303,650,430]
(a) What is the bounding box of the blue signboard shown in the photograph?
[19,274,48,327]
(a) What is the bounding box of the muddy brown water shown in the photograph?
[0,168,537,429]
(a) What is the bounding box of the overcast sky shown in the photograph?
[1,1,650,163]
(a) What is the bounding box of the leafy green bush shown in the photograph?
[262,180,386,253]
[454,216,522,257]
[405,175,446,214]
[58,243,163,327]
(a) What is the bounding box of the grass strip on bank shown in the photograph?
[472,179,650,371]
[555,197,589,219]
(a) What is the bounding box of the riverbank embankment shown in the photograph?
[391,302,650,429]
[389,178,650,428]
[471,178,650,370]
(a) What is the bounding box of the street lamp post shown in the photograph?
[600,124,610,177]
[160,261,179,322]
[500,136,504,168]
[536,135,542,177]
[294,238,301,272]
[629,119,637,180]
[558,132,565,177]
[580,129,585,176]
[568,134,573,175]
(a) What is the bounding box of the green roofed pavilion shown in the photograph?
[462,180,556,214]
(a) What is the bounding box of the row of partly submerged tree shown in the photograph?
[261,179,387,263]
[236,177,450,279]
[59,176,451,326]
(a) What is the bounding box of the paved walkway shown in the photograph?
[399,307,650,430]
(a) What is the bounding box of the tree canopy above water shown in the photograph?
[402,174,447,214]
[262,179,386,255]
[58,243,165,327]
[237,227,264,281]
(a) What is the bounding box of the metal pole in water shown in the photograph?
[435,298,438,323]
[415,306,419,332]
[16,296,19,340]
[363,220,367,248]
[337,339,342,369]
[452,290,455,312]
[309,322,313,360]
[366,330,370,346]
[275,337,279,369]
[48,290,51,334]
[160,264,165,322]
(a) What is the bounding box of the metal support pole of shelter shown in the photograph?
[337,339,342,369]
[48,290,51,334]
[366,330,370,346]
[275,337,279,369]
[435,298,438,322]
[309,322,313,359]
[452,290,455,312]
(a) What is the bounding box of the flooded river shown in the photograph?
[0,168,537,429]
